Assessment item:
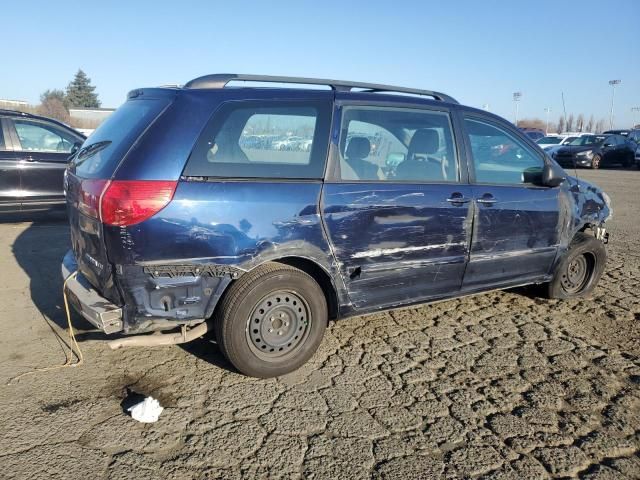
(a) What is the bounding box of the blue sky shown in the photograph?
[4,0,639,128]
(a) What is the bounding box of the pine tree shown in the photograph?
[65,69,101,108]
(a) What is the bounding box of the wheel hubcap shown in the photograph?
[246,291,310,358]
[561,255,589,293]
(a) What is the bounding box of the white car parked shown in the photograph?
[539,133,593,158]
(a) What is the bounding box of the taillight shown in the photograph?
[101,180,177,226]
[78,179,109,219]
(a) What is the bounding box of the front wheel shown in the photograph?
[591,154,601,169]
[213,262,327,377]
[546,232,606,299]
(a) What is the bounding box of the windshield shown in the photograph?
[537,136,562,144]
[568,135,605,146]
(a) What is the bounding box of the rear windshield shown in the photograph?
[73,97,170,179]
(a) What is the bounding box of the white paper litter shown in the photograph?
[127,396,164,423]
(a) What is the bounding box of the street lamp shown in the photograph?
[608,80,621,129]
[513,92,522,126]
[632,107,640,128]
[544,107,552,134]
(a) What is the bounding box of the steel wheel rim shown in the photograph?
[592,155,600,168]
[561,254,590,294]
[246,290,311,359]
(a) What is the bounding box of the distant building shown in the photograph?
[68,107,115,123]
[0,99,28,108]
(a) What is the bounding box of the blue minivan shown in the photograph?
[62,74,611,377]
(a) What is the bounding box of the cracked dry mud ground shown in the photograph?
[1,169,639,479]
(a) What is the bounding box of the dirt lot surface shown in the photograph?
[0,169,638,479]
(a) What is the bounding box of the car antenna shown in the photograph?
[562,91,580,183]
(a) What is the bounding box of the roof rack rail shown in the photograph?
[184,74,458,104]
[0,109,31,116]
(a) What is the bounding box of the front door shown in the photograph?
[10,118,77,211]
[460,114,560,290]
[321,103,473,310]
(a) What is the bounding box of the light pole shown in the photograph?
[608,80,621,129]
[544,107,552,134]
[632,107,640,128]
[513,92,522,126]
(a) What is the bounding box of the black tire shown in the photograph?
[546,232,606,299]
[591,154,601,169]
[623,152,633,168]
[213,262,327,378]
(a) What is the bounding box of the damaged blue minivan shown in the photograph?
[62,74,611,377]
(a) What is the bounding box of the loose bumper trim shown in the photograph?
[62,250,123,334]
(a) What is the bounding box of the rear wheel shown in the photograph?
[623,152,634,168]
[214,262,327,378]
[546,232,606,299]
[591,154,601,169]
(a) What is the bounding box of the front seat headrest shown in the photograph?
[346,137,371,159]
[408,129,439,157]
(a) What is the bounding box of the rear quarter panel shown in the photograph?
[104,180,340,281]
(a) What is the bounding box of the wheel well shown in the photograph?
[274,257,339,320]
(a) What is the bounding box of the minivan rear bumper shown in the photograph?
[62,249,124,334]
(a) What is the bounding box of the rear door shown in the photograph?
[321,101,473,310]
[0,118,22,212]
[9,118,81,211]
[460,113,560,290]
[66,94,173,299]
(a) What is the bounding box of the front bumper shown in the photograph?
[62,249,123,334]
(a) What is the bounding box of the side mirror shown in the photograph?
[541,162,566,187]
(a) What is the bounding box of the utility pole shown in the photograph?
[632,107,640,128]
[513,92,522,126]
[544,107,552,134]
[608,80,621,129]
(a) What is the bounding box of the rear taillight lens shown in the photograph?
[78,179,109,219]
[101,180,177,226]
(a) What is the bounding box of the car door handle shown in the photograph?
[477,194,497,205]
[446,194,471,204]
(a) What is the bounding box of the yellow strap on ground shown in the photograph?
[7,271,84,385]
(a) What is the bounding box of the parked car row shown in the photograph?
[535,130,639,169]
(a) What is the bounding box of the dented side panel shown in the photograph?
[321,182,474,309]
[103,181,344,331]
[462,184,561,289]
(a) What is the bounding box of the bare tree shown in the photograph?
[595,119,606,133]
[37,97,70,124]
[586,115,594,132]
[557,116,565,134]
[566,114,575,132]
[576,114,585,132]
[517,118,547,131]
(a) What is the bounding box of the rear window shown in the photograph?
[73,97,170,179]
[184,100,331,179]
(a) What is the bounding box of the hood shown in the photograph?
[556,144,597,155]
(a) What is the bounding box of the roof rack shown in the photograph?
[183,74,458,104]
